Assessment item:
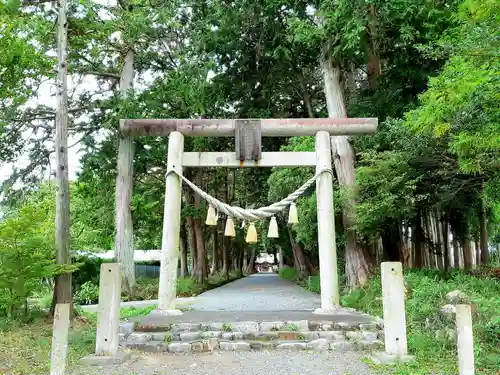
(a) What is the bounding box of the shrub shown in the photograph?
[279,266,298,281]
[0,199,76,317]
[74,281,100,305]
[342,269,500,374]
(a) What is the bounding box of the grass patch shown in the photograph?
[122,272,243,301]
[0,312,96,375]
[0,304,158,375]
[342,269,500,375]
[280,267,499,374]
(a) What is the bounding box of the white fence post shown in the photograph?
[381,262,408,356]
[50,303,71,375]
[456,304,475,375]
[95,262,121,356]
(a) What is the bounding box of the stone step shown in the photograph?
[121,337,383,354]
[126,320,381,334]
[123,329,374,343]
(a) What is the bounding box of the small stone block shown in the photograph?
[232,332,244,340]
[127,333,152,343]
[346,331,362,341]
[285,320,309,331]
[119,322,135,335]
[306,338,329,351]
[221,332,234,340]
[232,321,259,333]
[243,331,262,340]
[300,331,319,341]
[180,332,201,341]
[319,331,345,340]
[360,323,377,332]
[260,321,284,331]
[370,352,415,365]
[208,322,224,331]
[220,341,250,351]
[151,332,166,341]
[321,322,334,331]
[139,341,169,353]
[191,342,203,353]
[330,341,357,352]
[202,339,219,352]
[80,352,132,366]
[361,331,378,341]
[357,339,384,351]
[262,332,279,340]
[276,342,307,350]
[203,331,223,338]
[171,323,200,332]
[308,321,321,331]
[334,322,355,331]
[168,342,192,353]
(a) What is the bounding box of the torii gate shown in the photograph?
[120,117,377,315]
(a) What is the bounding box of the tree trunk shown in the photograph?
[413,210,424,268]
[297,69,314,118]
[366,8,382,89]
[211,226,219,275]
[193,170,207,283]
[278,246,284,269]
[115,48,135,294]
[479,191,489,265]
[462,239,473,270]
[287,226,309,279]
[442,218,450,271]
[179,229,188,278]
[245,246,257,274]
[452,234,460,268]
[322,57,373,289]
[53,0,72,311]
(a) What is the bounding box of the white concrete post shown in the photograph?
[314,130,339,313]
[95,263,121,356]
[158,131,184,314]
[50,303,70,375]
[381,262,408,356]
[456,304,475,375]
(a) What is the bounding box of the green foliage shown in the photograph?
[0,186,76,316]
[74,281,100,306]
[343,269,500,374]
[279,267,298,281]
[406,0,500,174]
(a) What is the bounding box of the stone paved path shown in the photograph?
[186,272,321,311]
[72,351,375,375]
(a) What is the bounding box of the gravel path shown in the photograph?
[187,272,321,311]
[71,351,375,375]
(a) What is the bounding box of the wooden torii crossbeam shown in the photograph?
[117,117,377,316]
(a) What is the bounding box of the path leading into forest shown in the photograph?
[185,272,321,311]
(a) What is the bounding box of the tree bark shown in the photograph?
[413,210,424,268]
[479,189,489,265]
[297,69,314,118]
[179,228,188,277]
[193,170,207,283]
[287,226,309,279]
[322,57,373,289]
[366,4,382,90]
[115,48,135,294]
[462,240,473,270]
[442,218,450,271]
[53,0,72,310]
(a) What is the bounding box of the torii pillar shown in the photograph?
[120,118,377,315]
